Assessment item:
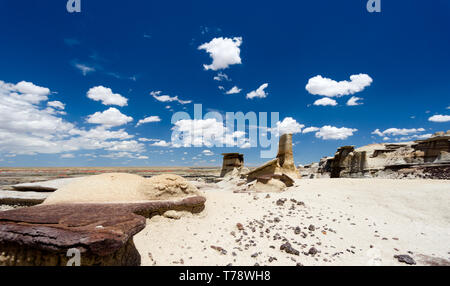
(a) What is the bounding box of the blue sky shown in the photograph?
[0,0,449,167]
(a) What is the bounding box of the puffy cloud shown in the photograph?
[429,115,450,122]
[136,116,161,127]
[202,149,214,156]
[306,74,373,97]
[214,72,230,81]
[151,91,192,105]
[247,83,269,99]
[347,96,363,106]
[151,140,171,147]
[198,37,243,71]
[313,97,337,106]
[171,118,246,147]
[87,86,128,107]
[275,117,304,135]
[315,126,357,140]
[0,80,51,104]
[14,81,50,98]
[106,140,144,152]
[86,107,133,127]
[372,128,425,136]
[302,127,319,134]
[60,154,75,158]
[226,86,242,94]
[47,101,65,110]
[0,79,145,156]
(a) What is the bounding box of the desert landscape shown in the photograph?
[0,133,449,266]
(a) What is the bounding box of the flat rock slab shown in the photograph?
[0,190,52,206]
[0,196,206,266]
[11,177,84,192]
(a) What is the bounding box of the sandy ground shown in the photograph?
[134,178,450,266]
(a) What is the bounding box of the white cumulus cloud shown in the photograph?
[226,86,242,94]
[47,101,65,110]
[247,83,269,99]
[151,140,171,147]
[0,79,145,156]
[276,117,304,135]
[87,86,128,107]
[198,37,243,71]
[214,72,230,81]
[429,115,450,122]
[306,74,373,97]
[302,127,319,134]
[372,128,425,136]
[313,97,337,106]
[136,116,161,127]
[347,96,364,106]
[86,107,133,128]
[315,126,357,140]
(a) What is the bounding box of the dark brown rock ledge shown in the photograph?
[0,196,206,266]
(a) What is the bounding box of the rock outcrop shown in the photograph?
[11,177,82,192]
[0,173,207,266]
[0,190,51,206]
[301,131,450,179]
[220,153,245,177]
[44,173,203,205]
[245,134,300,192]
[0,196,206,266]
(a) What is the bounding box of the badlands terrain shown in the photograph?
[1,168,449,266]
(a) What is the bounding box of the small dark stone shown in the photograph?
[294,226,301,235]
[276,199,286,206]
[308,247,318,256]
[211,245,227,255]
[394,255,416,265]
[280,242,300,256]
[308,224,315,231]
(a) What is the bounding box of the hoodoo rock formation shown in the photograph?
[247,134,300,181]
[245,134,300,192]
[300,131,450,179]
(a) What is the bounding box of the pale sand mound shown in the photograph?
[43,173,202,205]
